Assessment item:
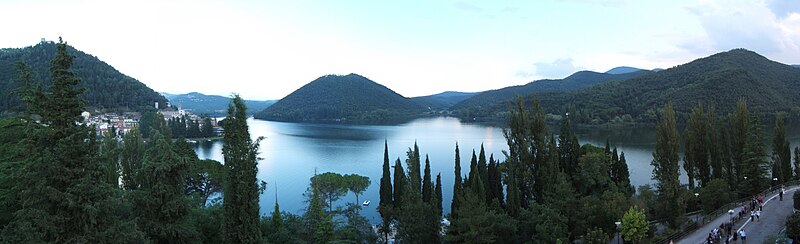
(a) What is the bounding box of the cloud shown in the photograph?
[517,58,582,79]
[683,0,800,62]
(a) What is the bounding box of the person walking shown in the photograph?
[750,211,755,221]
[732,230,738,244]
[739,229,747,244]
[756,210,761,221]
[780,187,784,201]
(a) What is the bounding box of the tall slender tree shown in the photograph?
[707,105,723,180]
[435,173,443,216]
[771,114,792,185]
[686,104,710,187]
[451,143,463,219]
[222,95,262,243]
[651,102,684,228]
[794,147,800,180]
[393,158,406,209]
[422,155,433,203]
[378,141,393,242]
[121,127,145,191]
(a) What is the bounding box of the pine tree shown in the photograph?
[651,102,685,228]
[222,95,262,243]
[451,143,463,219]
[133,132,198,243]
[422,155,433,203]
[2,37,143,243]
[771,114,792,185]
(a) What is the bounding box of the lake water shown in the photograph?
[193,117,800,223]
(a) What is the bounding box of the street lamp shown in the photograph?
[615,221,622,244]
[694,193,701,223]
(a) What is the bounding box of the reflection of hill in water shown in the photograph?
[277,123,390,141]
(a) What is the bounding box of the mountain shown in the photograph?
[0,41,167,113]
[254,74,425,123]
[792,65,800,69]
[412,91,476,110]
[458,49,800,124]
[452,70,652,110]
[605,66,644,74]
[165,92,275,116]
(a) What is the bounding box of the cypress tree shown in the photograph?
[2,37,143,242]
[771,114,791,185]
[407,142,422,195]
[422,155,433,203]
[468,150,477,188]
[435,173,443,216]
[477,144,488,194]
[378,140,393,240]
[451,143,463,219]
[651,102,684,228]
[222,95,262,243]
[393,158,406,209]
[618,151,633,195]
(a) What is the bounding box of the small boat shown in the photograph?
[362,200,370,206]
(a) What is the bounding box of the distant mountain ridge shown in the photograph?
[412,91,476,110]
[452,70,652,110]
[254,74,425,123]
[164,92,275,116]
[455,48,800,124]
[0,41,168,113]
[605,66,644,74]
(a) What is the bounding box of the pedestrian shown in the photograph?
[780,187,785,201]
[756,210,760,221]
[739,229,746,244]
[732,230,738,244]
[750,211,754,221]
[759,201,763,211]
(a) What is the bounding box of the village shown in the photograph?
[82,102,220,138]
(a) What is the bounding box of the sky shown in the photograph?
[1,0,799,100]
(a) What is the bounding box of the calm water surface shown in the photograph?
[194,117,800,223]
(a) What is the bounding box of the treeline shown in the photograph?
[376,98,652,243]
[0,40,168,114]
[650,99,800,228]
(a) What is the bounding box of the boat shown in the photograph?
[362,200,370,206]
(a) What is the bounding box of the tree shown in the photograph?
[378,141,393,242]
[2,37,144,243]
[407,142,422,196]
[185,159,225,208]
[730,99,750,191]
[422,155,433,203]
[698,178,733,213]
[786,212,800,242]
[344,174,370,204]
[685,104,709,188]
[311,172,348,212]
[222,95,262,243]
[120,127,145,190]
[583,227,610,244]
[451,143,463,219]
[707,105,723,180]
[393,158,406,209]
[621,206,649,243]
[98,130,120,187]
[133,132,199,243]
[651,102,685,228]
[772,114,792,185]
[304,188,327,242]
[740,115,769,196]
[435,173,443,216]
[201,116,214,137]
[795,147,800,180]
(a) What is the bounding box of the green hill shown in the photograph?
[411,91,476,110]
[457,49,800,124]
[164,92,275,116]
[452,70,651,110]
[253,74,425,123]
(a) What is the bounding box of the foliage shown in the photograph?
[583,227,610,244]
[621,206,649,243]
[786,212,800,241]
[185,159,225,208]
[222,95,262,243]
[0,40,167,113]
[254,73,425,123]
[772,114,792,184]
[311,172,350,212]
[698,178,733,213]
[651,103,685,228]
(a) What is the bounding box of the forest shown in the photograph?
[2,38,800,243]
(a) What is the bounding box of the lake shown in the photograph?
[193,117,800,223]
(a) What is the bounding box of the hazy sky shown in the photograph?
[1,0,799,100]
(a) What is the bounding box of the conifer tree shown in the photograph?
[468,150,478,188]
[451,143,463,219]
[435,173,443,216]
[393,158,406,209]
[98,130,120,187]
[794,147,800,180]
[651,102,684,228]
[133,131,198,243]
[222,95,262,243]
[477,144,488,192]
[422,155,433,203]
[407,142,422,195]
[2,37,143,243]
[121,127,145,190]
[378,141,393,242]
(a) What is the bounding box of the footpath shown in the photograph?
[678,187,797,243]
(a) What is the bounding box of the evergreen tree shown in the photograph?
[393,158,406,209]
[201,117,214,137]
[708,105,723,180]
[651,102,685,228]
[133,132,198,243]
[617,151,633,195]
[740,115,768,196]
[98,130,120,187]
[435,173,443,216]
[451,143,463,219]
[422,155,433,203]
[535,136,562,203]
[2,37,143,243]
[477,144,488,194]
[486,154,504,207]
[720,124,735,187]
[503,98,549,208]
[683,128,697,190]
[468,150,478,188]
[559,116,580,179]
[378,141,393,242]
[772,114,792,185]
[730,99,750,189]
[304,188,326,242]
[686,104,710,187]
[222,95,262,243]
[407,142,422,196]
[794,147,800,180]
[121,127,145,190]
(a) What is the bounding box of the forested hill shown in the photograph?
[458,48,800,124]
[411,91,476,110]
[253,74,425,123]
[451,69,652,110]
[0,41,167,113]
[164,92,275,116]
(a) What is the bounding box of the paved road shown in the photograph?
[679,187,797,244]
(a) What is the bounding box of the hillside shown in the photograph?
[253,74,425,123]
[457,49,800,124]
[164,92,275,116]
[452,70,651,110]
[0,41,167,113]
[411,91,476,110]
